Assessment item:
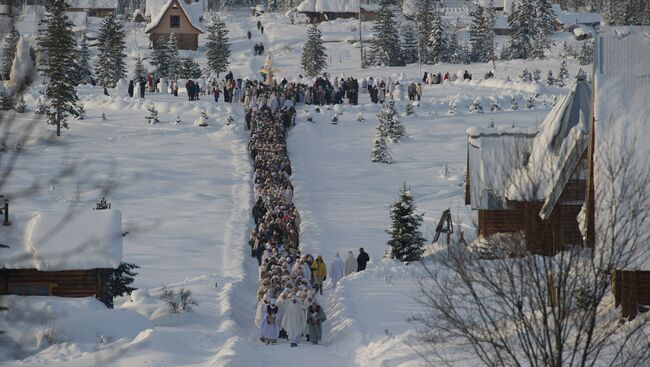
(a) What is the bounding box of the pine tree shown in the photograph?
[469,99,484,113]
[427,11,448,65]
[578,39,594,65]
[371,134,392,163]
[469,3,487,62]
[369,0,402,67]
[96,15,127,88]
[484,0,496,62]
[510,97,519,110]
[107,262,140,298]
[546,70,555,86]
[150,39,170,79]
[415,0,435,59]
[1,27,20,80]
[386,182,426,262]
[195,109,208,126]
[378,100,404,142]
[558,57,569,87]
[76,35,93,85]
[507,0,535,60]
[175,114,182,124]
[301,24,328,77]
[179,56,202,79]
[405,103,415,115]
[401,25,419,65]
[166,33,181,79]
[133,54,147,81]
[15,95,27,113]
[39,0,79,137]
[35,96,47,114]
[146,103,159,124]
[206,14,231,77]
[0,86,12,110]
[532,68,542,82]
[532,0,555,59]
[77,103,86,119]
[527,95,535,109]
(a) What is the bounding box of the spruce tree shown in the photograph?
[415,0,435,59]
[1,26,20,80]
[166,33,181,80]
[151,39,170,79]
[107,262,140,298]
[301,24,328,77]
[179,57,202,79]
[206,14,231,77]
[558,58,569,87]
[386,182,426,262]
[371,134,392,163]
[484,0,496,62]
[378,100,404,142]
[401,25,419,65]
[532,0,555,59]
[369,0,402,67]
[469,3,487,62]
[146,104,159,124]
[39,0,79,137]
[96,15,127,88]
[546,70,555,86]
[15,95,27,113]
[133,54,147,81]
[76,35,93,85]
[195,109,208,126]
[426,12,448,65]
[578,39,594,65]
[507,0,535,60]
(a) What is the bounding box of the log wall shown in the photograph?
[612,270,650,319]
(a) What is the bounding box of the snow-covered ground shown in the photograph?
[1,8,590,366]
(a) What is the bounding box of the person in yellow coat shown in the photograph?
[311,255,327,295]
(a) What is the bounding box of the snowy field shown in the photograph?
[1,8,590,366]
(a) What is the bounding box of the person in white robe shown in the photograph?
[255,296,269,327]
[260,299,280,344]
[344,251,357,275]
[281,297,308,347]
[161,79,168,95]
[133,81,141,100]
[328,252,344,288]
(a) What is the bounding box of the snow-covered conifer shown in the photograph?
[35,96,47,114]
[578,39,594,65]
[96,15,127,88]
[77,103,86,119]
[469,99,484,113]
[146,104,159,125]
[532,68,541,82]
[101,112,107,120]
[39,0,79,136]
[448,100,457,115]
[371,134,392,164]
[133,54,147,81]
[414,0,435,58]
[526,95,535,109]
[15,95,27,113]
[401,24,419,65]
[76,35,93,85]
[557,58,568,87]
[469,3,491,62]
[378,100,404,142]
[357,112,365,122]
[546,70,555,86]
[195,109,208,127]
[150,39,169,79]
[506,0,534,59]
[490,97,501,111]
[179,57,202,79]
[532,0,554,58]
[174,114,181,124]
[405,103,414,116]
[1,27,20,80]
[9,36,34,89]
[426,12,448,65]
[166,34,181,79]
[301,24,328,77]
[510,97,519,110]
[369,0,402,66]
[386,182,426,262]
[206,14,231,77]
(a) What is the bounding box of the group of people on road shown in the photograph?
[422,70,474,85]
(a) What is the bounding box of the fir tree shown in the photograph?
[401,25,419,65]
[146,104,159,124]
[39,0,79,137]
[133,54,147,81]
[469,99,484,113]
[558,57,569,87]
[469,3,488,62]
[532,0,555,59]
[96,15,127,88]
[578,39,594,65]
[378,100,404,142]
[484,0,497,62]
[179,56,202,79]
[150,39,170,79]
[510,97,519,110]
[405,103,415,115]
[1,27,20,80]
[76,35,93,85]
[546,70,555,86]
[490,97,501,111]
[371,134,392,163]
[301,24,328,77]
[415,0,435,59]
[195,109,208,126]
[532,68,542,82]
[206,14,231,77]
[448,100,457,115]
[506,0,535,60]
[369,0,402,66]
[166,33,181,79]
[77,103,86,119]
[15,95,27,113]
[0,86,13,110]
[526,95,535,109]
[426,11,448,65]
[386,182,426,262]
[107,262,140,298]
[35,96,47,114]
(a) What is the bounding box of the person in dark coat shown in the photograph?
[247,30,252,39]
[103,87,109,96]
[357,247,369,271]
[260,25,264,34]
[259,42,265,55]
[128,80,134,97]
[139,79,146,98]
[254,43,260,55]
[257,20,261,30]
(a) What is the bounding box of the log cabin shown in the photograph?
[0,209,123,308]
[297,0,378,23]
[145,0,204,51]
[66,0,118,17]
[466,75,592,255]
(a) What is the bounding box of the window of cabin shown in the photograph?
[170,15,180,28]
[172,2,178,8]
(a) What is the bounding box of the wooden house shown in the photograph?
[67,0,118,17]
[297,0,378,23]
[0,209,123,308]
[466,75,592,255]
[145,0,204,51]
[585,26,650,319]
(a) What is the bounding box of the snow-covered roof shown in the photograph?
[555,10,602,26]
[468,127,538,210]
[145,0,203,33]
[65,11,88,32]
[67,0,118,9]
[0,5,17,15]
[1,209,123,271]
[506,76,591,215]
[593,26,650,270]
[493,15,509,30]
[297,0,360,13]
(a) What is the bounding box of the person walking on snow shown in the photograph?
[128,80,134,97]
[139,78,146,99]
[311,255,327,295]
[257,20,261,30]
[328,253,344,288]
[260,25,264,34]
[344,251,357,275]
[307,300,327,345]
[260,299,280,344]
[282,296,307,347]
[357,247,370,271]
[247,30,252,39]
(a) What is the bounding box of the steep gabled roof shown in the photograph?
[145,0,203,34]
[506,75,592,218]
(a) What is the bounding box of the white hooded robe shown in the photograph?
[344,253,357,276]
[281,300,308,342]
[329,255,344,288]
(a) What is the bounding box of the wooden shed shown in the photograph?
[466,75,592,255]
[585,26,650,319]
[145,0,204,51]
[0,209,123,308]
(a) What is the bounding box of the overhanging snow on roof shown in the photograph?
[145,0,203,33]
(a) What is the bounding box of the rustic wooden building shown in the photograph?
[145,0,204,51]
[297,0,378,23]
[0,209,123,308]
[586,26,650,319]
[67,0,118,17]
[466,76,592,255]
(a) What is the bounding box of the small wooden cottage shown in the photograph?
[466,75,592,255]
[0,209,123,308]
[585,26,650,319]
[67,0,118,17]
[145,0,204,51]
